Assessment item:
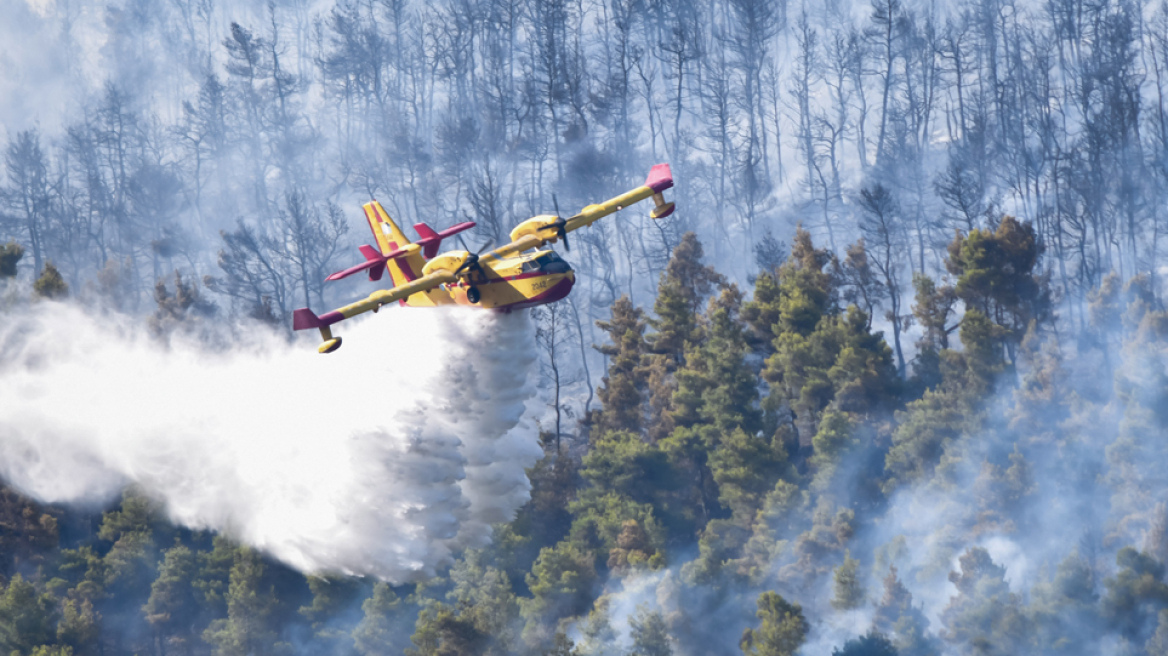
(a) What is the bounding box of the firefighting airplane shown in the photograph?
[292,164,675,353]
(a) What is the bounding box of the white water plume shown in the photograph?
[0,301,542,582]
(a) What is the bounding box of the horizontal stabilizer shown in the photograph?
[359,244,385,281]
[414,223,438,241]
[292,307,343,331]
[292,308,323,331]
[413,221,476,259]
[326,244,393,282]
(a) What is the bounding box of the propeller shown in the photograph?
[453,237,496,277]
[551,194,570,252]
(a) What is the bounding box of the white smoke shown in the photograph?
[0,301,542,582]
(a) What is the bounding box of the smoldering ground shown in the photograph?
[0,300,542,582]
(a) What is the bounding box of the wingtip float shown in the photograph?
[294,163,676,353]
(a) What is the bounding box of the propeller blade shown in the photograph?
[476,239,496,255]
[550,194,570,251]
[545,213,570,253]
[454,252,479,276]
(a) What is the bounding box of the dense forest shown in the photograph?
[4,0,1168,653]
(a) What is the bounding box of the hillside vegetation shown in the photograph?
[2,220,1167,655]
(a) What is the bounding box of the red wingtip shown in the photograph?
[645,163,673,193]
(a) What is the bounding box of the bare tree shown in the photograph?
[4,130,50,275]
[534,301,581,451]
[858,184,907,376]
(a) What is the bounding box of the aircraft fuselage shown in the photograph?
[429,249,575,311]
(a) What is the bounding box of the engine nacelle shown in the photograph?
[423,251,472,277]
[509,215,562,244]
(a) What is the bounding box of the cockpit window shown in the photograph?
[521,252,571,274]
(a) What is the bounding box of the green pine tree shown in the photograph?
[593,296,650,435]
[742,269,782,354]
[939,547,1030,655]
[739,591,809,656]
[0,241,23,278]
[520,541,598,649]
[447,551,520,651]
[831,630,897,656]
[56,597,99,656]
[671,285,761,435]
[831,551,865,611]
[575,596,620,656]
[1102,547,1168,642]
[629,605,673,656]
[648,232,725,365]
[33,261,68,299]
[202,547,280,656]
[945,216,1049,361]
[407,603,489,656]
[142,543,198,652]
[299,575,362,652]
[352,583,404,656]
[0,574,59,654]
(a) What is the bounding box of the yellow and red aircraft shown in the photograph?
[293,163,675,353]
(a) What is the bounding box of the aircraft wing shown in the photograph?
[565,162,675,232]
[293,269,458,351]
[481,234,547,261]
[492,163,674,262]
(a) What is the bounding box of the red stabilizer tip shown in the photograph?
[414,223,439,240]
[292,308,322,331]
[645,163,674,193]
